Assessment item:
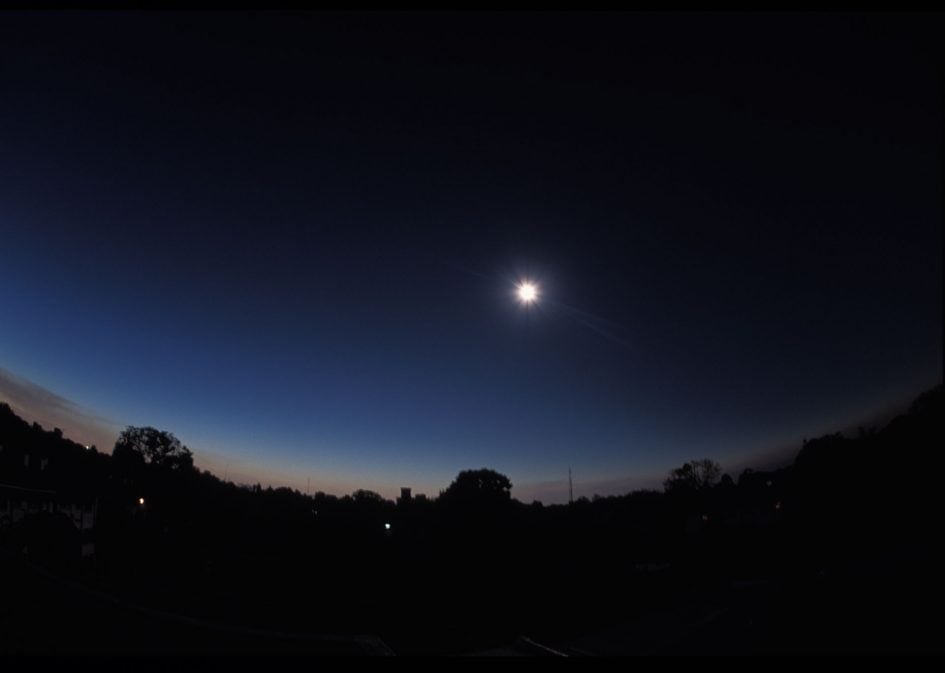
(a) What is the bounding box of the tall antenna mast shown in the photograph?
[569,467,573,505]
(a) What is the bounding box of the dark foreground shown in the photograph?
[3,537,941,656]
[2,387,943,655]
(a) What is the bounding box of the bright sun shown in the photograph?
[517,282,538,304]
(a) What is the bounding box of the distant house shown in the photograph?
[0,482,58,526]
[0,454,98,560]
[720,468,790,530]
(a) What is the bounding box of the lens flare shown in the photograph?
[518,282,538,304]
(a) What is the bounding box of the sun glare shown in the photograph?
[518,282,538,304]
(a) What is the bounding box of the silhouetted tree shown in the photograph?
[793,432,848,483]
[352,489,385,504]
[663,459,721,494]
[908,384,942,416]
[439,468,512,505]
[113,426,194,472]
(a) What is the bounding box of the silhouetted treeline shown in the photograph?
[1,384,942,654]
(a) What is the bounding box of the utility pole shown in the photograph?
[569,467,573,505]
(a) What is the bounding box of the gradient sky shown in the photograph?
[1,12,941,502]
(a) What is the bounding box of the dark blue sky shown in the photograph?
[1,12,941,501]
